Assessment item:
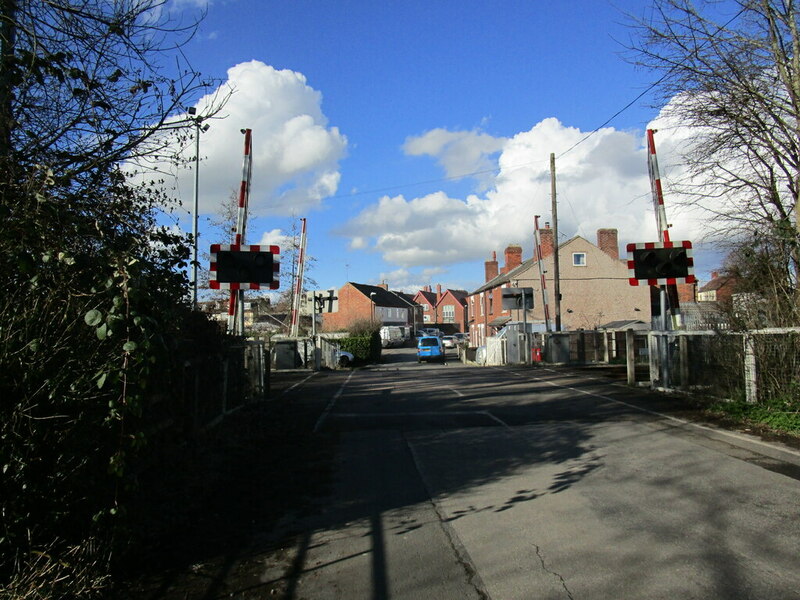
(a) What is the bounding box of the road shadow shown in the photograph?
[115,362,800,599]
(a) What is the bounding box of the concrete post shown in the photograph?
[626,329,636,386]
[744,333,757,403]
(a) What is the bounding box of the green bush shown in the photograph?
[337,320,382,364]
[339,332,382,364]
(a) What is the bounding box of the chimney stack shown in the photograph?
[539,224,554,259]
[436,284,442,303]
[502,245,523,274]
[377,281,389,290]
[485,251,499,282]
[596,229,619,260]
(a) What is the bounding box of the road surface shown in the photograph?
[129,345,800,599]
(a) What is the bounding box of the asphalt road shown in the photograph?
[128,346,800,599]
[257,347,800,599]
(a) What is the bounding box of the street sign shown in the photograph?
[627,241,696,286]
[502,287,535,310]
[209,244,280,290]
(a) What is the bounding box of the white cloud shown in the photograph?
[340,116,708,272]
[257,228,291,248]
[137,61,346,219]
[404,128,506,191]
[349,236,367,250]
[375,267,451,294]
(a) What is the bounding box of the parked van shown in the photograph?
[380,326,404,348]
[417,335,445,363]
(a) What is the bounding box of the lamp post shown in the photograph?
[188,107,209,309]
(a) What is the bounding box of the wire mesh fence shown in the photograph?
[529,327,800,405]
[145,341,267,439]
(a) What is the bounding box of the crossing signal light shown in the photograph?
[216,250,274,283]
[627,241,696,286]
[209,244,280,290]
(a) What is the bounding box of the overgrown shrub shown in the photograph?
[0,1,222,595]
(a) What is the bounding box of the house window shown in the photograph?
[422,303,430,312]
[442,304,455,323]
[480,293,484,316]
[573,252,587,266]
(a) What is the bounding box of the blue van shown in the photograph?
[417,335,446,363]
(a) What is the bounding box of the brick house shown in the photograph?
[413,287,438,325]
[697,271,737,304]
[321,282,416,332]
[412,285,470,333]
[437,288,469,333]
[467,227,651,345]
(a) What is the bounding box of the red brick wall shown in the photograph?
[485,252,498,282]
[502,245,522,274]
[677,282,696,303]
[436,291,469,333]
[321,284,373,331]
[539,227,554,259]
[596,228,619,260]
[467,285,510,344]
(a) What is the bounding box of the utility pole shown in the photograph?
[550,153,562,331]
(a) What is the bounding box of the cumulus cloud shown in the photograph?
[376,267,449,293]
[339,116,706,272]
[403,128,506,191]
[257,228,291,248]
[136,61,346,218]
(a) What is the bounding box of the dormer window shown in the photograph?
[572,252,587,267]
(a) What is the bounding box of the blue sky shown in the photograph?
[158,0,727,297]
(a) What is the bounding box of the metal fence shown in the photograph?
[646,328,800,403]
[148,341,268,437]
[522,327,800,404]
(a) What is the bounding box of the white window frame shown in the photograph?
[442,304,455,322]
[572,252,587,267]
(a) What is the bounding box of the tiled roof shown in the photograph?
[472,258,536,294]
[698,275,735,293]
[350,283,414,308]
[444,289,470,304]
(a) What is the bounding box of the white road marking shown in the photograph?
[280,372,318,397]
[313,371,355,433]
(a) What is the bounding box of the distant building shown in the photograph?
[467,227,651,345]
[697,271,738,304]
[411,285,469,333]
[321,282,416,332]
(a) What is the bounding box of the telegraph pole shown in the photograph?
[550,153,562,331]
